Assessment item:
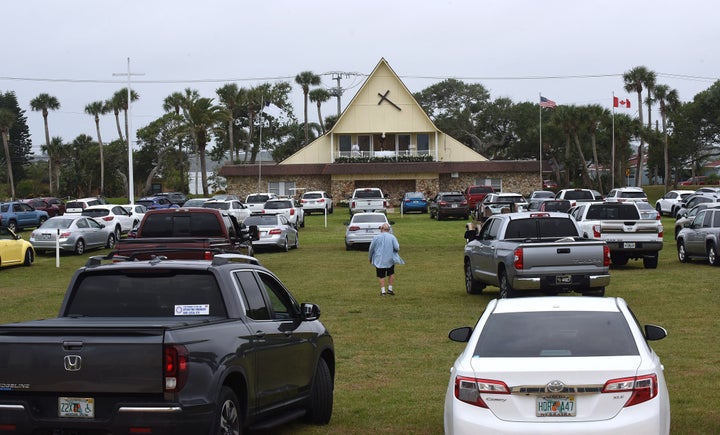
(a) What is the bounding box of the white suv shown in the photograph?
[203,199,251,223]
[262,198,304,229]
[605,187,648,203]
[245,193,277,214]
[64,197,104,216]
[301,191,333,215]
[81,204,135,239]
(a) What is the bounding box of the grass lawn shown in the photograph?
[2,188,718,434]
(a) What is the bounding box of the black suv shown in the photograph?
[429,191,469,220]
[157,191,188,206]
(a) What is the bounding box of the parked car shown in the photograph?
[135,196,180,210]
[0,201,49,232]
[0,227,35,268]
[674,203,720,239]
[344,212,393,250]
[675,193,720,218]
[301,191,334,215]
[654,189,696,217]
[528,190,555,200]
[605,186,648,203]
[64,197,104,216]
[29,216,116,255]
[679,175,707,185]
[81,204,136,239]
[463,185,495,211]
[542,179,558,190]
[401,191,428,213]
[444,296,670,435]
[429,191,469,220]
[155,191,188,206]
[210,193,240,201]
[21,198,64,217]
[554,188,596,207]
[182,197,211,207]
[475,193,529,221]
[262,198,304,228]
[636,201,660,220]
[245,193,278,214]
[119,203,148,228]
[243,213,299,251]
[203,199,251,223]
[677,206,720,265]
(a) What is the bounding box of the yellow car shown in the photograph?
[0,227,35,268]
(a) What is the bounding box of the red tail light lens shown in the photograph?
[164,345,189,392]
[603,374,658,407]
[454,376,510,408]
[203,251,213,260]
[102,216,113,221]
[348,225,361,231]
[603,245,610,267]
[592,224,601,238]
[513,247,524,270]
[290,208,295,215]
[269,228,282,235]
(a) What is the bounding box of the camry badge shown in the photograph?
[547,380,565,393]
[64,355,82,371]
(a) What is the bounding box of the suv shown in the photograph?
[429,192,469,220]
[203,199,251,223]
[65,197,104,216]
[81,204,136,239]
[301,191,334,215]
[263,198,305,228]
[245,193,278,214]
[136,196,180,210]
[605,187,648,203]
[677,207,720,265]
[156,191,188,206]
[554,188,596,207]
[463,185,494,211]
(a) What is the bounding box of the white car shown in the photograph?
[81,204,136,239]
[654,189,695,217]
[605,187,648,203]
[444,297,670,435]
[64,197,104,216]
[242,213,298,252]
[344,212,393,250]
[120,204,147,228]
[202,199,251,223]
[262,198,304,228]
[301,191,334,215]
[245,193,278,214]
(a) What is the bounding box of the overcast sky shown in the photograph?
[4,0,719,155]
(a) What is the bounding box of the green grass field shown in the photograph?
[1,188,718,434]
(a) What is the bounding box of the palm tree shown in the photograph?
[177,92,226,195]
[654,84,680,191]
[107,94,125,141]
[623,66,654,187]
[163,91,189,191]
[644,71,657,129]
[85,101,108,195]
[309,88,331,134]
[295,71,321,145]
[216,83,242,162]
[113,88,140,141]
[29,93,60,194]
[583,105,611,193]
[0,109,16,199]
[41,136,65,194]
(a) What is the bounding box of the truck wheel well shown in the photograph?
[223,372,248,423]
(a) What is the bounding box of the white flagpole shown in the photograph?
[611,92,616,188]
[258,96,264,192]
[539,93,543,187]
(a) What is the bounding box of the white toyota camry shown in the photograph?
[444,297,670,435]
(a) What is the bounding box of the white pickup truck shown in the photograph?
[349,188,387,216]
[569,202,664,268]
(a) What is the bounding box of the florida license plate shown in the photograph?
[556,275,572,284]
[537,396,576,417]
[59,396,95,418]
[623,242,636,248]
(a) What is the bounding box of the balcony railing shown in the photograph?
[334,150,433,163]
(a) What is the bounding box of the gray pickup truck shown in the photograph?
[464,212,611,297]
[0,254,334,434]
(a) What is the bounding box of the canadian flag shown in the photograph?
[613,96,631,108]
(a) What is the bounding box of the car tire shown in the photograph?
[499,270,517,298]
[610,253,629,266]
[293,233,299,249]
[708,243,720,266]
[213,386,241,435]
[677,240,689,263]
[329,206,334,214]
[283,236,289,252]
[75,239,86,255]
[643,254,659,269]
[464,261,484,295]
[106,233,116,249]
[7,220,17,233]
[304,358,333,425]
[114,225,121,241]
[39,216,48,226]
[345,243,352,251]
[655,203,662,215]
[23,249,34,266]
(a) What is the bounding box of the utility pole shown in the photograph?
[113,58,144,204]
[330,72,344,116]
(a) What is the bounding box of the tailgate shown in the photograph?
[0,324,165,393]
[520,241,606,269]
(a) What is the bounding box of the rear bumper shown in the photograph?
[605,241,663,255]
[513,273,611,292]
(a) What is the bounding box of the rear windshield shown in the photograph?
[469,186,493,194]
[504,217,579,239]
[303,193,322,199]
[354,190,383,199]
[620,191,647,199]
[204,202,230,210]
[66,201,92,210]
[246,195,270,203]
[244,215,279,226]
[586,204,640,220]
[542,201,571,212]
[404,192,424,199]
[352,215,387,224]
[82,209,109,218]
[442,195,465,202]
[135,200,154,207]
[264,201,292,210]
[140,213,224,237]
[66,271,227,318]
[474,311,638,357]
[563,190,594,200]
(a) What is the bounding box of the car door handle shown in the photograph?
[254,331,265,339]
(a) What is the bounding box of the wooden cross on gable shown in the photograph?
[377,90,401,111]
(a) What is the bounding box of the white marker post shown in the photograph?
[56,228,60,268]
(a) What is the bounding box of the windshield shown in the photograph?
[303,193,322,199]
[352,215,387,224]
[354,190,383,199]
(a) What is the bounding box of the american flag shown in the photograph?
[540,96,557,108]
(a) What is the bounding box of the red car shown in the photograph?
[542,179,559,190]
[679,176,707,186]
[21,197,65,217]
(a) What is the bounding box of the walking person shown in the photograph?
[368,223,404,296]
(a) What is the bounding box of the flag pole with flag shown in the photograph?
[539,94,557,185]
[611,93,631,188]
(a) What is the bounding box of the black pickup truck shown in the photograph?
[0,253,334,434]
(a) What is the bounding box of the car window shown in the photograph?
[303,193,322,199]
[76,218,89,229]
[352,215,387,224]
[442,195,465,202]
[247,195,270,203]
[244,215,279,226]
[82,209,110,218]
[234,270,270,320]
[586,204,639,220]
[354,190,382,199]
[620,191,647,199]
[562,190,594,200]
[264,201,292,209]
[474,311,639,357]
[257,272,298,320]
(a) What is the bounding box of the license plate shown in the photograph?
[537,396,576,417]
[623,242,636,248]
[451,204,458,208]
[59,397,95,418]
[42,234,51,240]
[556,275,572,284]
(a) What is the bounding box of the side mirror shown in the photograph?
[301,302,321,321]
[448,327,473,343]
[645,324,667,341]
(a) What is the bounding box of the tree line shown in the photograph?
[1,66,719,200]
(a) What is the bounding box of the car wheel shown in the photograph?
[106,233,116,249]
[464,261,483,295]
[293,233,299,249]
[655,203,662,215]
[23,249,34,266]
[429,210,434,219]
[345,242,352,251]
[283,236,289,252]
[114,225,121,241]
[300,219,305,228]
[39,216,48,226]
[437,212,444,221]
[329,206,334,214]
[677,240,689,263]
[499,270,517,298]
[304,358,333,425]
[610,253,629,265]
[74,239,86,255]
[708,243,720,266]
[213,386,241,435]
[7,220,17,233]
[643,254,659,269]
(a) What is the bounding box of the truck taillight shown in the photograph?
[383,200,388,208]
[603,245,610,267]
[290,208,295,215]
[592,224,601,238]
[603,374,658,407]
[454,375,510,408]
[513,247,523,269]
[203,251,213,260]
[164,344,189,393]
[350,201,356,209]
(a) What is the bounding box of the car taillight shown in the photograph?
[60,231,72,238]
[603,245,610,267]
[592,224,601,238]
[454,376,510,408]
[102,216,113,221]
[462,200,468,206]
[658,224,663,238]
[348,225,361,231]
[513,247,523,269]
[290,208,295,215]
[203,251,213,260]
[164,344,188,393]
[439,201,447,206]
[603,374,658,407]
[318,198,325,203]
[269,228,282,235]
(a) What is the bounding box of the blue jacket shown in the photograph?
[369,232,404,268]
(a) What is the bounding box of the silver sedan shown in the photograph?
[29,216,116,255]
[243,214,298,252]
